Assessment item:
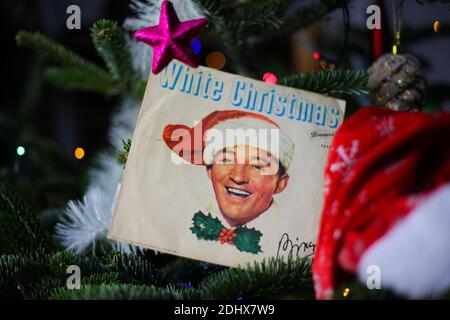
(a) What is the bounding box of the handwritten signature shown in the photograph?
[276,233,316,259]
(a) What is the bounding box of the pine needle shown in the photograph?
[278,70,368,97]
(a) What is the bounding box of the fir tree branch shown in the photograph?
[0,255,29,295]
[16,31,112,83]
[232,0,270,7]
[82,272,120,286]
[0,182,53,255]
[231,0,283,43]
[278,70,368,97]
[16,28,144,99]
[49,284,181,300]
[193,0,249,73]
[49,250,105,276]
[90,20,140,97]
[44,67,117,95]
[194,0,283,74]
[104,252,161,286]
[195,0,282,37]
[191,257,313,300]
[28,276,66,300]
[0,251,51,299]
[116,139,132,166]
[132,79,148,100]
[161,257,224,288]
[261,0,351,40]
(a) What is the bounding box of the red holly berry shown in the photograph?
[217,227,237,245]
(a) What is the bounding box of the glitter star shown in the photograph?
[134,0,208,74]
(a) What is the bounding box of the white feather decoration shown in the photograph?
[56,99,140,254]
[57,188,112,253]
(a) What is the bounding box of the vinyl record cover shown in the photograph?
[108,60,346,267]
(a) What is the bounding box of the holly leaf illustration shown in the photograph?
[233,226,263,254]
[190,211,223,241]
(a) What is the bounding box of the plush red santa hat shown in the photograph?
[312,107,450,299]
[162,110,295,171]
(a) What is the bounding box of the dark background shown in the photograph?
[2,0,130,167]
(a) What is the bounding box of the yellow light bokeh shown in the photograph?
[392,44,398,55]
[434,20,440,33]
[74,147,85,160]
[343,288,350,297]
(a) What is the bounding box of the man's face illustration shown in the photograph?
[206,145,289,226]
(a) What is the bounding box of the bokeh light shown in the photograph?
[343,288,350,297]
[263,72,278,85]
[74,147,85,160]
[191,38,202,55]
[16,146,25,156]
[206,52,226,70]
[434,20,440,33]
[313,52,321,60]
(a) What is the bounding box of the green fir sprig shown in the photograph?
[279,70,368,97]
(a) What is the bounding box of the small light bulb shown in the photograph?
[263,72,278,85]
[191,38,202,55]
[433,20,440,33]
[74,147,85,160]
[16,146,26,156]
[392,44,398,55]
[343,288,350,297]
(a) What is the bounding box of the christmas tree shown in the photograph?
[2,0,450,300]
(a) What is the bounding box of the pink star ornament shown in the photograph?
[134,0,208,74]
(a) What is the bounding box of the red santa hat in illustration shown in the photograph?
[162,110,295,171]
[312,107,450,299]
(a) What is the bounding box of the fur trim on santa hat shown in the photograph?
[162,110,295,170]
[203,117,295,171]
[357,184,450,299]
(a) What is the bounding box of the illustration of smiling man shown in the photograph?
[162,110,295,254]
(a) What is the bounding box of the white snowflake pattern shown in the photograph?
[375,116,396,138]
[329,140,360,179]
